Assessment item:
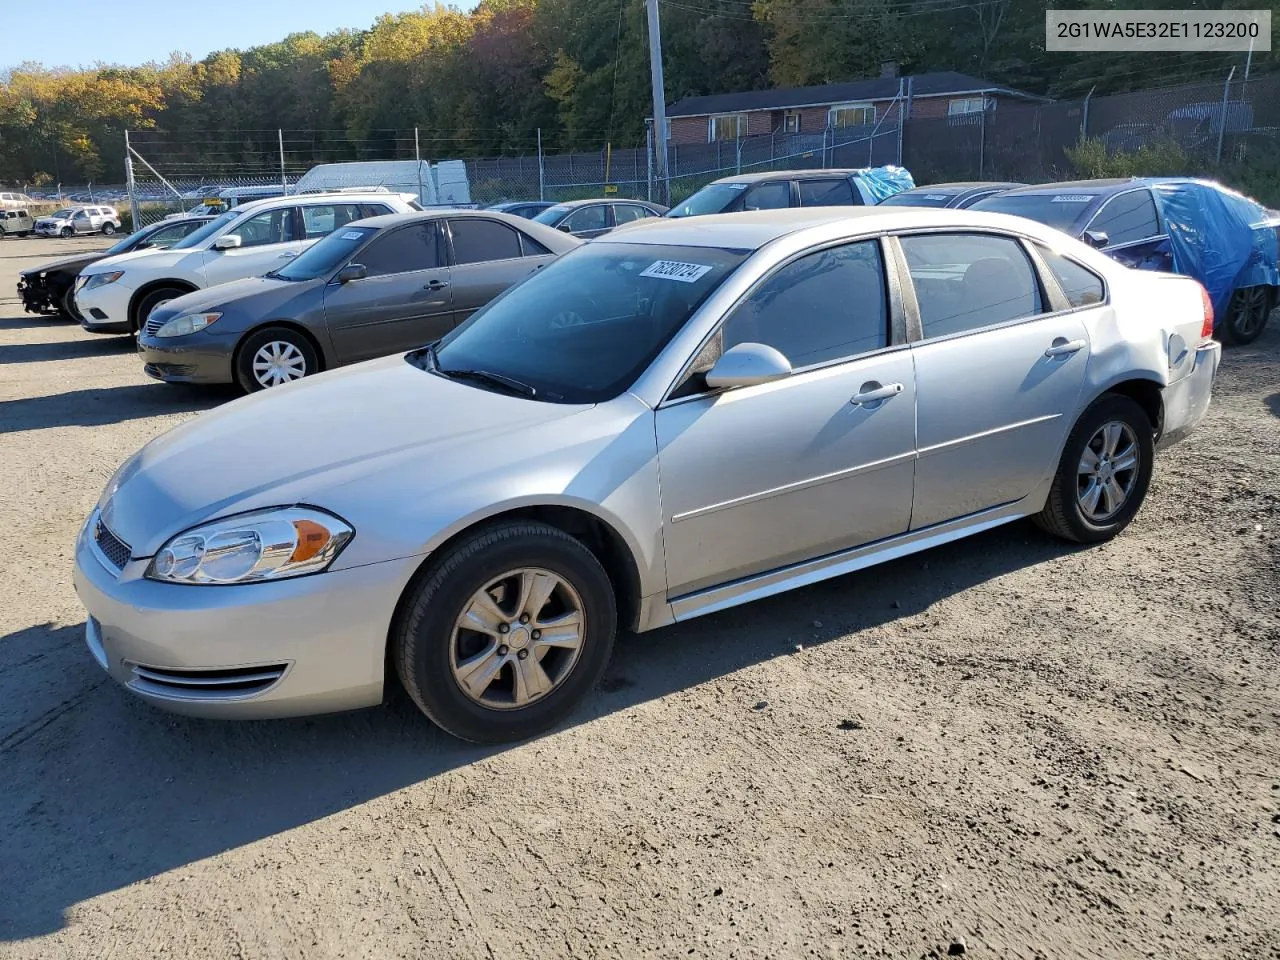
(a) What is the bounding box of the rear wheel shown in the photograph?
[235,326,319,392]
[1220,285,1272,345]
[1035,394,1154,544]
[393,521,617,743]
[101,222,116,236]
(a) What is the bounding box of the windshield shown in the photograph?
[970,193,1096,233]
[172,210,239,250]
[272,225,377,281]
[50,208,74,219]
[879,191,955,208]
[430,242,751,403]
[104,226,155,256]
[532,205,571,225]
[666,183,750,218]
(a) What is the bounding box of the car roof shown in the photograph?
[598,205,1048,251]
[899,181,1024,194]
[545,198,654,209]
[994,178,1139,197]
[231,191,410,215]
[708,169,875,186]
[343,208,583,248]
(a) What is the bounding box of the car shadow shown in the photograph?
[1266,392,1280,420]
[0,336,139,364]
[0,383,233,434]
[0,315,76,331]
[0,521,1077,940]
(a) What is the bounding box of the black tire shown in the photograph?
[101,222,116,236]
[1219,285,1272,346]
[58,287,78,321]
[234,326,320,393]
[59,226,73,238]
[1035,394,1154,544]
[132,286,188,335]
[393,521,617,744]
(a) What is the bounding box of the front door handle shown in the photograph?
[424,279,450,291]
[1044,338,1086,358]
[850,381,904,406]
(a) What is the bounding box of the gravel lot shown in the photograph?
[1,235,1278,959]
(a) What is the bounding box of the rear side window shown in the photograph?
[1086,190,1159,246]
[900,233,1043,339]
[798,178,856,206]
[613,204,653,224]
[360,223,441,276]
[1037,246,1105,307]
[449,219,523,264]
[744,181,791,211]
[520,233,552,256]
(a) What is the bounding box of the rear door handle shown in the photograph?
[850,381,904,406]
[425,279,449,291]
[1044,338,1086,358]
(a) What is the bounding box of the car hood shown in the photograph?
[21,252,105,277]
[99,356,597,557]
[80,247,201,280]
[148,275,319,324]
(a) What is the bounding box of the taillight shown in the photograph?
[1199,285,1215,341]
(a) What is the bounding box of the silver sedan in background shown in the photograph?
[74,207,1221,743]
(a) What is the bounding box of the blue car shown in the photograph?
[973,177,1280,344]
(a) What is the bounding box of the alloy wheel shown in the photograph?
[1076,421,1140,523]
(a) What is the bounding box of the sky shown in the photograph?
[6,0,476,72]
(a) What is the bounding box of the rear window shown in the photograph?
[970,193,1096,233]
[880,192,955,207]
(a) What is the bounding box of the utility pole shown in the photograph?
[645,0,670,206]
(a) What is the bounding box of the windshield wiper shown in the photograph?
[438,366,537,398]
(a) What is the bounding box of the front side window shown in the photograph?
[829,103,875,128]
[798,178,856,206]
[301,203,366,239]
[562,205,609,234]
[273,225,382,281]
[744,181,791,211]
[1037,245,1105,307]
[1086,190,1160,246]
[430,242,749,403]
[709,113,749,141]
[236,207,297,247]
[900,233,1043,339]
[450,219,524,264]
[721,240,888,368]
[359,223,440,276]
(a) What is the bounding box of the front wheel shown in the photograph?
[1034,394,1154,544]
[393,521,617,743]
[101,222,116,236]
[59,226,73,238]
[235,326,319,392]
[1220,285,1272,346]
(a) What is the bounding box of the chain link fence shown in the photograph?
[97,69,1280,228]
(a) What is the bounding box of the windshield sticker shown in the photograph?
[340,231,365,240]
[640,260,714,283]
[721,183,749,191]
[1051,195,1095,203]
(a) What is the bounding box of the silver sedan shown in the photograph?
[74,207,1221,742]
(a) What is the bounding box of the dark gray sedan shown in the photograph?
[532,199,668,239]
[137,211,580,392]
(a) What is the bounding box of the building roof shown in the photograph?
[666,72,1042,118]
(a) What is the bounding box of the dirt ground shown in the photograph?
[1,235,1277,960]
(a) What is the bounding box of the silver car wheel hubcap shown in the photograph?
[252,341,307,387]
[449,567,585,710]
[1077,421,1139,523]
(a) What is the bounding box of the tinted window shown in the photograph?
[1086,190,1159,246]
[666,182,749,217]
[798,179,856,206]
[970,192,1095,232]
[273,225,382,281]
[880,191,955,208]
[301,203,365,239]
[744,181,791,211]
[722,240,887,367]
[236,207,297,247]
[900,233,1043,339]
[450,219,523,264]
[613,204,653,224]
[431,242,749,403]
[520,233,552,256]
[359,223,441,276]
[1037,245,1105,307]
[563,205,608,233]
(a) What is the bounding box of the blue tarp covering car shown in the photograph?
[857,165,916,203]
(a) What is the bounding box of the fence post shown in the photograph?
[645,122,654,202]
[414,128,426,204]
[1216,66,1237,164]
[124,130,141,229]
[278,129,288,195]
[736,137,742,175]
[1081,86,1096,139]
[537,128,545,201]
[978,107,986,178]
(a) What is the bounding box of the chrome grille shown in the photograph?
[144,315,166,336]
[128,662,289,701]
[93,519,131,570]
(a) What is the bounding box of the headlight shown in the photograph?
[83,271,124,290]
[155,312,220,337]
[146,507,353,585]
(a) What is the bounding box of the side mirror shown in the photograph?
[704,342,793,390]
[336,263,367,284]
[558,224,574,233]
[1083,230,1109,249]
[212,234,242,250]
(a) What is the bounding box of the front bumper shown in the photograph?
[35,223,67,236]
[73,512,423,719]
[73,281,133,334]
[138,330,238,384]
[17,275,62,315]
[1157,340,1221,449]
